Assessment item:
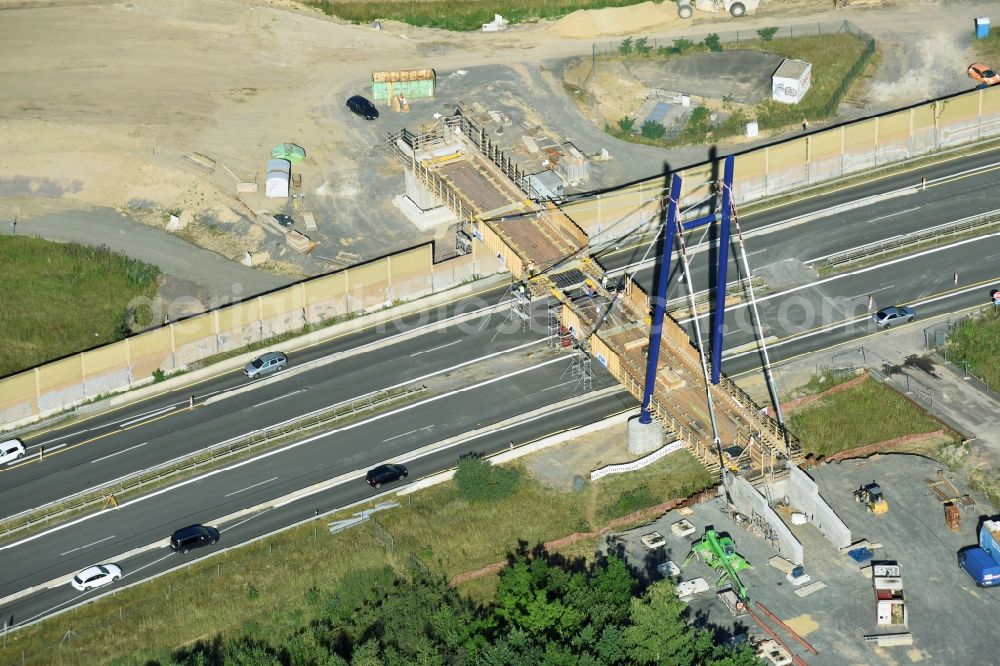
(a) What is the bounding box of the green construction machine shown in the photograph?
[683,528,752,599]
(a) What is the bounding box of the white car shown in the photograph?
[0,439,26,465]
[71,564,122,591]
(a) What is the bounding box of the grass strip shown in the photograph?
[944,308,1000,390]
[787,375,959,459]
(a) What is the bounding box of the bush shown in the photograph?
[617,116,635,133]
[453,453,520,503]
[703,33,722,52]
[634,36,652,56]
[757,27,779,41]
[600,485,655,521]
[152,368,166,383]
[640,120,666,139]
[618,36,634,55]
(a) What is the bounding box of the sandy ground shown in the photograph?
[0,0,994,300]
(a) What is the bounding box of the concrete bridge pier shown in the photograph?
[627,414,663,454]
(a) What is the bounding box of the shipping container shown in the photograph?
[959,547,1000,587]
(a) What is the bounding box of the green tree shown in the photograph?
[757,26,779,41]
[634,37,652,55]
[626,581,715,664]
[640,121,666,140]
[618,36,634,55]
[703,33,722,52]
[617,116,635,134]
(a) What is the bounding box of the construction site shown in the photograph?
[381,96,1000,663]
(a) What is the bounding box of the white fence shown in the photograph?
[590,440,685,481]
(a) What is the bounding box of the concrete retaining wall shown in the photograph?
[725,473,804,566]
[784,466,852,550]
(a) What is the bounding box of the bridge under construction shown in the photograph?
[386,109,800,485]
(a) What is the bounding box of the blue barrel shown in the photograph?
[975,17,990,39]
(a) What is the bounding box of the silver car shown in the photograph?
[872,306,915,329]
[244,351,288,379]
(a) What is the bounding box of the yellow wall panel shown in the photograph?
[734,150,766,181]
[939,94,979,123]
[809,129,842,161]
[767,139,808,170]
[0,371,37,417]
[982,86,1000,114]
[877,110,910,144]
[81,341,130,375]
[36,355,83,395]
[843,118,877,150]
[172,312,215,347]
[217,299,259,332]
[259,286,305,320]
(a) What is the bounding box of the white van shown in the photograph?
[0,439,26,464]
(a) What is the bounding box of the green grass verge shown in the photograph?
[12,452,714,664]
[0,237,159,378]
[944,309,1000,390]
[308,0,650,32]
[594,448,714,522]
[787,375,958,458]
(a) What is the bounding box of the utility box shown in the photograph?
[371,69,436,103]
[873,561,907,627]
[772,59,812,105]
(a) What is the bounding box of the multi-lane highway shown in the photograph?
[598,146,1000,377]
[4,145,1000,627]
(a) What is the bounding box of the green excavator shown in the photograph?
[683,528,752,599]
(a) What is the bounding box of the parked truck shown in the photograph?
[676,0,760,19]
[958,519,1000,587]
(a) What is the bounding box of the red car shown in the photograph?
[968,63,1000,88]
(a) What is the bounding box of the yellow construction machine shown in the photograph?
[854,481,888,515]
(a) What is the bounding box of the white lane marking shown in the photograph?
[118,405,176,429]
[220,509,271,533]
[121,552,174,578]
[59,534,115,556]
[846,285,894,300]
[723,280,1000,360]
[44,443,67,453]
[865,206,919,225]
[253,390,305,408]
[410,340,462,356]
[541,380,580,392]
[91,442,147,464]
[383,425,434,442]
[680,232,1000,324]
[224,477,279,498]
[0,356,570,552]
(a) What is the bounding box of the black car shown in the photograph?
[170,524,219,554]
[347,95,379,120]
[366,463,408,488]
[274,214,294,228]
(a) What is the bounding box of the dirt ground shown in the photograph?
[0,0,993,303]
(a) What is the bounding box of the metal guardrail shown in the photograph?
[0,386,426,540]
[815,209,1000,271]
[665,276,765,314]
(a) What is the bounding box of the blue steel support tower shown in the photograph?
[638,155,735,424]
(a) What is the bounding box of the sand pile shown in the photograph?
[551,1,683,39]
